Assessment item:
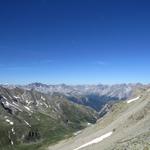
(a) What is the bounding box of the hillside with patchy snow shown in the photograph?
[0,86,98,150]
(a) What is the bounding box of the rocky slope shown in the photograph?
[0,86,98,150]
[48,86,150,150]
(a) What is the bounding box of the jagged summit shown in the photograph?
[24,82,145,98]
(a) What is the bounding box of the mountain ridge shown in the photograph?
[0,86,98,150]
[3,82,148,111]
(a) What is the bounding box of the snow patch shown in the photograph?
[4,116,8,119]
[11,140,14,145]
[44,102,49,108]
[74,131,82,136]
[12,102,19,107]
[2,101,22,112]
[5,101,10,107]
[2,96,7,100]
[13,96,20,99]
[6,119,14,125]
[73,131,113,150]
[24,106,32,112]
[87,122,91,126]
[40,102,43,105]
[24,120,31,127]
[12,128,15,134]
[127,96,140,104]
[41,96,45,101]
[37,118,40,121]
[36,101,40,107]
[26,100,32,106]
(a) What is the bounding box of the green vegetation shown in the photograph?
[0,98,97,150]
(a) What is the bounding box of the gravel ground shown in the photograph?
[48,90,150,150]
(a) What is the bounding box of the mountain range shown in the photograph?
[3,83,146,111]
[0,83,149,150]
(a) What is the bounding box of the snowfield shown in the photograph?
[127,96,140,104]
[73,131,113,150]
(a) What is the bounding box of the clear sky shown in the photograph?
[0,0,150,84]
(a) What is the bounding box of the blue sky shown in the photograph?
[0,0,150,84]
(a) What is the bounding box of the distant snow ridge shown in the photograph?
[23,83,137,99]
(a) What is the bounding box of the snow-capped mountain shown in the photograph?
[2,82,147,111]
[15,82,146,111]
[0,83,149,150]
[23,83,144,99]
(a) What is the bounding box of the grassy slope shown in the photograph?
[0,97,97,150]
